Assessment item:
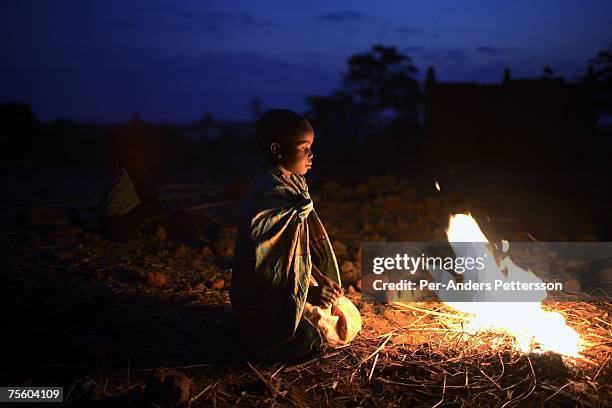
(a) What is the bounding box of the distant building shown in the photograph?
[422,66,598,180]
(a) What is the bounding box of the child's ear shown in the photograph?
[270,142,282,159]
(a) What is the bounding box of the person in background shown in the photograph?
[99,139,165,241]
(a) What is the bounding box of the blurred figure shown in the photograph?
[99,138,165,241]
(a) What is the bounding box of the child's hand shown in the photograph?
[311,264,342,290]
[309,264,343,307]
[307,285,341,308]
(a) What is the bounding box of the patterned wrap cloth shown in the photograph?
[230,161,361,361]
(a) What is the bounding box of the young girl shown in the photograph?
[230,109,361,362]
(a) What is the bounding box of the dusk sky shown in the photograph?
[1,0,611,123]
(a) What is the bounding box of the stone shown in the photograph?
[340,261,360,284]
[201,246,214,257]
[142,367,190,407]
[564,279,581,293]
[155,225,168,241]
[214,237,234,264]
[146,271,167,288]
[210,278,225,290]
[174,245,189,259]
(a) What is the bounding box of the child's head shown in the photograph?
[256,109,314,175]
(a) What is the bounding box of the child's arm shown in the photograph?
[311,264,342,292]
[307,264,343,307]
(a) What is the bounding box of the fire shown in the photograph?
[434,214,582,357]
[434,180,441,192]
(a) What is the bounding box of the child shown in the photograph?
[230,109,361,362]
[99,139,165,241]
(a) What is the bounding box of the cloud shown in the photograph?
[475,46,504,54]
[110,18,196,33]
[111,9,274,34]
[420,48,468,65]
[317,10,366,22]
[396,26,423,35]
[177,10,273,30]
[242,13,273,27]
[0,46,340,122]
[404,46,426,53]
[396,26,440,38]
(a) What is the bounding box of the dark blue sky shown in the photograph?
[1,0,611,123]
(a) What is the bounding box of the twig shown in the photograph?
[543,382,574,403]
[593,353,610,381]
[247,362,278,394]
[431,375,446,408]
[189,381,217,405]
[393,303,468,320]
[65,379,78,402]
[360,333,393,365]
[368,353,379,382]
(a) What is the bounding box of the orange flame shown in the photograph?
[439,214,581,356]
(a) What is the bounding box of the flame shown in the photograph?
[439,214,582,356]
[434,180,441,192]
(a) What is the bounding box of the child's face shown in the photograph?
[278,131,314,176]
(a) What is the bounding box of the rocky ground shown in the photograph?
[1,173,610,407]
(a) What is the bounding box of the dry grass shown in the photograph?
[207,298,611,407]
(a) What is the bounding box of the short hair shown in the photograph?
[255,109,313,159]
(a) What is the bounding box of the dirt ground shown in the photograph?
[1,173,611,407]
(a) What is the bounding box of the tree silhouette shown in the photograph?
[305,44,420,141]
[246,97,265,123]
[541,65,554,79]
[343,44,420,122]
[128,111,143,124]
[588,43,612,114]
[45,118,82,165]
[200,112,214,129]
[0,102,42,170]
